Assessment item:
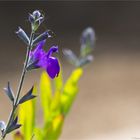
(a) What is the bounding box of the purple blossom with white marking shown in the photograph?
[29,40,60,79]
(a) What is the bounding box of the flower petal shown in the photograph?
[46,46,58,58]
[32,40,46,59]
[28,40,46,69]
[46,57,60,79]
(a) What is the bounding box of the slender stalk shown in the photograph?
[15,32,34,106]
[1,32,34,140]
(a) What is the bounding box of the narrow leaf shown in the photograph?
[50,91,61,112]
[45,115,64,140]
[61,68,83,115]
[16,27,30,45]
[13,131,24,140]
[7,124,21,134]
[63,49,79,66]
[34,128,43,140]
[78,55,93,67]
[80,27,95,57]
[40,71,52,123]
[4,82,15,102]
[32,30,54,46]
[7,117,21,134]
[26,59,39,71]
[19,86,36,104]
[13,117,18,125]
[18,86,37,140]
[54,66,63,92]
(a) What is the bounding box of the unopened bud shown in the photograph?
[16,27,29,45]
[33,30,54,45]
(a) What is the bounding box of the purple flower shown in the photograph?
[29,41,60,79]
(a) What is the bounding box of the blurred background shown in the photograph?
[0,1,140,140]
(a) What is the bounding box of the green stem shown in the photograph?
[1,32,34,140]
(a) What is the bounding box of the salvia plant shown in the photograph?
[0,10,95,140]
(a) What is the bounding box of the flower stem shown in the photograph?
[1,32,34,140]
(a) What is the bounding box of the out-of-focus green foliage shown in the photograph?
[13,131,24,140]
[14,67,83,140]
[13,26,95,140]
[15,86,37,140]
[40,72,52,124]
[61,68,83,116]
[39,68,83,140]
[63,27,95,67]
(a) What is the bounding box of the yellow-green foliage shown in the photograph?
[15,67,83,140]
[18,86,37,140]
[61,68,83,115]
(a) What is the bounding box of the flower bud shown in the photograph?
[80,27,95,57]
[33,10,41,19]
[81,27,95,47]
[32,30,54,45]
[36,16,44,25]
[0,121,6,131]
[28,10,44,32]
[28,13,35,24]
[16,27,30,45]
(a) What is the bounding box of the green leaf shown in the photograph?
[18,86,37,140]
[7,124,21,134]
[34,127,43,140]
[6,117,21,134]
[50,91,61,113]
[61,68,83,115]
[16,27,30,45]
[54,67,63,92]
[80,27,95,57]
[13,131,24,140]
[4,82,15,103]
[45,115,64,140]
[78,55,93,67]
[63,49,79,66]
[32,30,54,46]
[40,71,52,123]
[52,66,63,114]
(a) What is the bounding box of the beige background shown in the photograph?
[0,1,140,140]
